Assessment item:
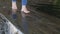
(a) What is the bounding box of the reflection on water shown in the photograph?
[0,0,60,34]
[30,4,60,18]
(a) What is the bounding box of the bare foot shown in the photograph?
[12,2,17,20]
[21,5,30,13]
[21,9,30,13]
[12,2,17,10]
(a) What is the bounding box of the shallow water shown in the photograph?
[0,0,60,34]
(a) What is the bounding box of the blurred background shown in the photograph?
[0,0,60,34]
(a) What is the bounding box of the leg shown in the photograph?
[12,0,17,19]
[21,0,30,13]
[12,0,17,13]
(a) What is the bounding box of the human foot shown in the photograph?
[21,5,30,13]
[12,1,17,20]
